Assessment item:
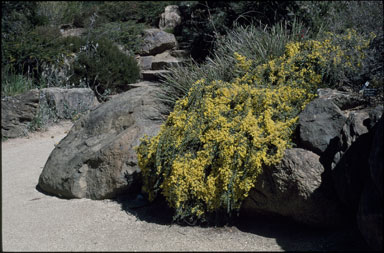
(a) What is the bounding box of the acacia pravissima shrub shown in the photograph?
[136,29,375,225]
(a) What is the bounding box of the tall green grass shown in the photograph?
[1,69,36,97]
[158,19,313,113]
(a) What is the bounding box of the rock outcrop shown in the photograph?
[242,148,346,227]
[137,28,187,82]
[138,48,188,82]
[138,51,186,82]
[296,89,383,213]
[329,107,382,211]
[1,89,40,138]
[38,82,166,199]
[243,88,383,233]
[297,88,371,156]
[159,5,181,31]
[293,88,383,248]
[297,98,348,155]
[41,87,99,119]
[357,116,383,251]
[140,28,177,56]
[368,115,383,199]
[1,88,98,139]
[151,51,184,70]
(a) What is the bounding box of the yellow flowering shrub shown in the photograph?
[253,29,375,89]
[136,29,375,224]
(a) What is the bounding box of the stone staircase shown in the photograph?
[135,28,190,83]
[138,48,189,82]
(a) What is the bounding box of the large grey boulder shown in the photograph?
[297,98,347,155]
[137,50,187,81]
[297,88,371,155]
[140,28,177,56]
[40,87,99,119]
[297,88,383,217]
[38,82,166,199]
[1,88,98,139]
[241,148,346,227]
[159,5,181,31]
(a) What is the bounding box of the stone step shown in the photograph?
[177,41,190,49]
[170,49,190,58]
[129,81,160,88]
[138,56,154,71]
[141,70,171,82]
[151,58,184,70]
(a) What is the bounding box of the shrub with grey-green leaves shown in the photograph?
[91,21,148,54]
[70,36,140,101]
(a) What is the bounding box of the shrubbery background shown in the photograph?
[1,1,173,99]
[2,1,382,98]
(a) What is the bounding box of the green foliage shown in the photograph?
[72,3,100,28]
[69,37,140,100]
[28,94,58,132]
[1,68,35,97]
[159,20,310,112]
[97,1,177,26]
[176,1,299,62]
[34,1,104,28]
[290,1,383,38]
[316,30,377,90]
[56,36,86,53]
[361,34,384,90]
[35,1,83,26]
[1,1,45,39]
[91,21,149,54]
[176,1,383,63]
[1,25,65,84]
[27,89,90,132]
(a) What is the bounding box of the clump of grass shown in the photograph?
[1,69,35,97]
[158,19,312,113]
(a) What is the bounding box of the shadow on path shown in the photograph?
[235,213,370,251]
[113,193,174,226]
[113,192,370,251]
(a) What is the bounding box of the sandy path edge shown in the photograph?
[1,120,369,251]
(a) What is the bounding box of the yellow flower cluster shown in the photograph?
[234,52,252,72]
[250,29,372,92]
[137,73,313,221]
[136,29,375,223]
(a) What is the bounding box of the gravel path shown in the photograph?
[2,121,369,251]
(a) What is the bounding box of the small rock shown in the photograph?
[140,28,177,56]
[159,5,181,31]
